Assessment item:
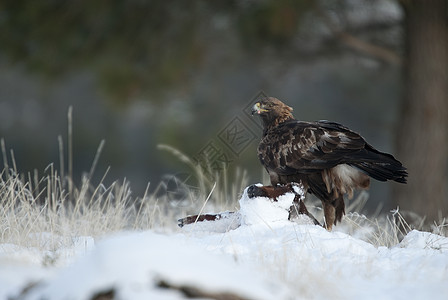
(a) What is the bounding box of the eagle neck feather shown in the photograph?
[261,113,295,134]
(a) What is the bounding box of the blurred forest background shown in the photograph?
[0,0,446,224]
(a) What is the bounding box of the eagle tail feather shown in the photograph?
[352,160,407,184]
[346,144,407,184]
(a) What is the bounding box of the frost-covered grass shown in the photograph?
[1,166,147,241]
[0,142,246,254]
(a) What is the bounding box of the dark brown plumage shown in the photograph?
[252,97,407,230]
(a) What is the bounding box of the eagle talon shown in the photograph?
[247,184,266,198]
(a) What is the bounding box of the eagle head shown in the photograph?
[251,97,294,128]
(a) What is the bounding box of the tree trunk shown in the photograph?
[394,0,448,224]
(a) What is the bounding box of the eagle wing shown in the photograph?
[258,120,367,175]
[258,120,407,183]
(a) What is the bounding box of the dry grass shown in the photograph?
[0,140,245,253]
[157,144,249,209]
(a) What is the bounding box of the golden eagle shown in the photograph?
[251,97,407,230]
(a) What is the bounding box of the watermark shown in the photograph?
[162,172,194,207]
[193,91,267,179]
[218,116,256,155]
[195,141,234,174]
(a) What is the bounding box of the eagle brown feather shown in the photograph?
[252,97,407,230]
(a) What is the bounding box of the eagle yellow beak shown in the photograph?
[251,102,268,115]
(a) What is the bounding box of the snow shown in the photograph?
[21,232,288,300]
[239,185,296,225]
[1,186,448,300]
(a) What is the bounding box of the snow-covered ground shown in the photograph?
[1,186,447,300]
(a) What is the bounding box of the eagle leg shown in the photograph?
[322,195,345,230]
[322,201,336,231]
[334,195,345,224]
[288,195,321,226]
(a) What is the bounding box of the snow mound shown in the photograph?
[23,232,291,300]
[238,183,315,226]
[3,225,448,300]
[181,183,314,232]
[239,186,295,225]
